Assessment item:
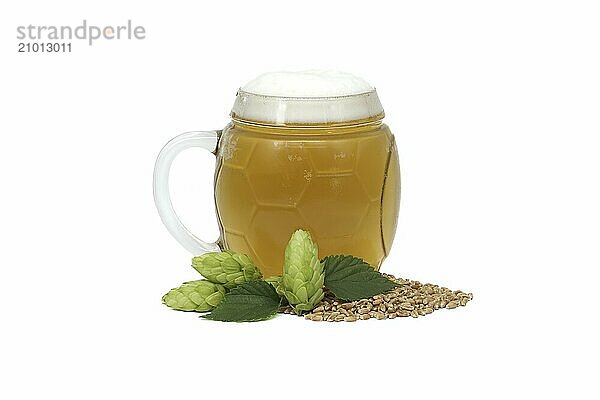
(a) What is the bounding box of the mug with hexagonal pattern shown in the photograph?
[154,72,400,277]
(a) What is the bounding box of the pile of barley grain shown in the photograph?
[280,274,473,322]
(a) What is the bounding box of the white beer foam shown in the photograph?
[241,70,374,97]
[232,71,383,124]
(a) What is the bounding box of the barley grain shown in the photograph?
[290,273,473,322]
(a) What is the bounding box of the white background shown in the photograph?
[1,1,599,399]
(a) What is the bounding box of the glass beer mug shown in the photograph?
[154,71,400,277]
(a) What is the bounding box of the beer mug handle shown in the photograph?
[153,131,221,255]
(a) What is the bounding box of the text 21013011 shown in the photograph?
[18,42,72,53]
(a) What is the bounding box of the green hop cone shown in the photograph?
[162,280,225,312]
[192,250,262,289]
[277,229,325,314]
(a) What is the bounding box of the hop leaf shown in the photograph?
[192,250,262,289]
[162,280,225,312]
[203,281,281,322]
[278,229,324,314]
[322,255,397,300]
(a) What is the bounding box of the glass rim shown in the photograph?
[235,88,379,101]
[230,115,385,129]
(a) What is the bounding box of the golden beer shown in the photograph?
[215,116,400,277]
